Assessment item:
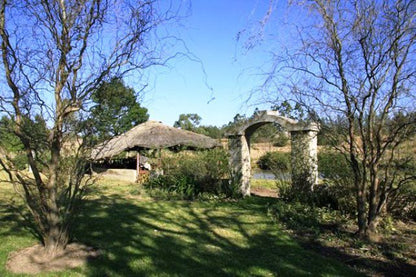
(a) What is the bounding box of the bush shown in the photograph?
[257,152,290,172]
[388,182,416,221]
[316,150,356,215]
[273,133,289,147]
[267,200,347,237]
[317,150,416,221]
[144,148,234,199]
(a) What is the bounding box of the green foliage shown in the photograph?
[173,113,202,131]
[273,132,289,147]
[315,117,347,146]
[278,150,357,212]
[196,125,224,139]
[257,152,290,172]
[315,149,416,220]
[388,181,416,221]
[316,150,356,214]
[0,116,25,169]
[223,113,247,134]
[88,77,149,143]
[23,115,49,150]
[379,215,396,235]
[0,115,49,170]
[250,124,289,146]
[0,116,23,152]
[275,179,293,198]
[383,153,416,221]
[173,114,224,139]
[267,200,347,237]
[144,149,234,199]
[250,124,278,143]
[271,100,309,121]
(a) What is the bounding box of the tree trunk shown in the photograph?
[44,127,68,256]
[352,152,367,238]
[366,216,381,242]
[43,187,68,256]
[356,188,368,238]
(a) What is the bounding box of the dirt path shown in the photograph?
[250,187,278,198]
[6,243,100,274]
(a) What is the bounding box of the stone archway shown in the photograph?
[227,111,319,196]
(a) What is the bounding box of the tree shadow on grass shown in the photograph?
[298,240,416,277]
[263,197,416,277]
[74,195,362,276]
[0,203,42,243]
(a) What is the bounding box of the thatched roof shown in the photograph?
[91,120,220,160]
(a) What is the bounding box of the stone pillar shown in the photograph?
[228,135,251,196]
[290,130,318,191]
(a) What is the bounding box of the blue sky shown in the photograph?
[139,0,277,127]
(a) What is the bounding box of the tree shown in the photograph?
[0,116,23,153]
[0,115,49,169]
[173,113,225,139]
[173,113,202,131]
[271,100,307,121]
[89,77,149,142]
[197,125,224,139]
[223,113,248,134]
[0,0,177,256]
[245,0,416,239]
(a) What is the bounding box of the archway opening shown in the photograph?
[227,110,319,197]
[246,122,291,197]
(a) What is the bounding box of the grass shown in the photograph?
[250,179,278,190]
[0,178,363,276]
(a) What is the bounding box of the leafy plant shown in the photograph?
[257,152,290,172]
[267,200,347,238]
[144,149,234,199]
[387,181,416,221]
[273,132,289,147]
[87,77,149,144]
[316,150,356,215]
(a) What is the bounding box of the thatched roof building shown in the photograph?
[91,120,220,160]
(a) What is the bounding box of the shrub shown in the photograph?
[273,132,289,147]
[267,200,347,237]
[387,182,416,221]
[316,150,356,215]
[317,150,416,221]
[144,148,234,199]
[275,179,292,198]
[257,152,290,172]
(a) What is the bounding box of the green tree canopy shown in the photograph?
[173,113,225,139]
[173,113,202,131]
[0,116,22,153]
[0,115,49,170]
[89,78,149,142]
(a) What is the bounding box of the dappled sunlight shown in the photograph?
[70,183,361,276]
[0,179,362,276]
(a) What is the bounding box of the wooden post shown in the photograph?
[136,153,140,183]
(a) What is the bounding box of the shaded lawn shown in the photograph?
[0,181,362,276]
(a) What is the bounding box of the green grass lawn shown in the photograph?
[0,179,363,276]
[250,179,278,190]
